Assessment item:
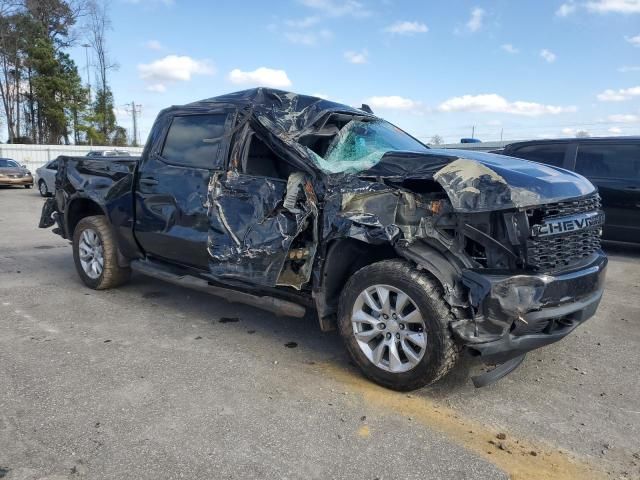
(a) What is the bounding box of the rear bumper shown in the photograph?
[0,175,33,186]
[452,252,607,361]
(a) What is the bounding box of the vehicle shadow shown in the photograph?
[116,271,480,395]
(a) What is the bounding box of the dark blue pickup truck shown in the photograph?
[40,88,607,390]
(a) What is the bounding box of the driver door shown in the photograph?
[207,132,318,288]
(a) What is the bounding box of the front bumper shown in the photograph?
[0,175,33,186]
[452,252,607,361]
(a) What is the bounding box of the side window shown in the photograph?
[511,144,566,167]
[161,114,228,169]
[242,135,295,179]
[575,144,640,179]
[47,160,58,171]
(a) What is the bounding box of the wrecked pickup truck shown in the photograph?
[40,88,607,390]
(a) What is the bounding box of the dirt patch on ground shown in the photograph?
[320,362,606,480]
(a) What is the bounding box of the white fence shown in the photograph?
[435,140,525,152]
[0,144,144,171]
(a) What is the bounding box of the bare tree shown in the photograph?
[429,134,444,146]
[575,130,590,138]
[85,0,116,136]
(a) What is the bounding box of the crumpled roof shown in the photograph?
[185,88,369,138]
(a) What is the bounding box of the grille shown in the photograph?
[526,193,602,272]
[535,193,601,219]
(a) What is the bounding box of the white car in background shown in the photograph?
[34,158,59,197]
[35,151,133,197]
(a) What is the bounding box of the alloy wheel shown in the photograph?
[78,228,104,279]
[351,284,427,373]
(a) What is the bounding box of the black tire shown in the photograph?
[338,259,460,391]
[38,180,49,197]
[72,215,131,290]
[24,184,32,189]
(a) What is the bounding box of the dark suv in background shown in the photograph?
[502,137,640,243]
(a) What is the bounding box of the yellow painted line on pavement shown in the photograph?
[321,363,606,480]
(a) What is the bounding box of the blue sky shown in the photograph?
[72,0,640,144]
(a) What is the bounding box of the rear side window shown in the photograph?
[575,144,640,180]
[510,144,566,167]
[47,160,58,170]
[162,114,228,169]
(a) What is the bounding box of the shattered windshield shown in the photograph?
[310,119,428,174]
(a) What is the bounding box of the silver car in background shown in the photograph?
[34,158,59,197]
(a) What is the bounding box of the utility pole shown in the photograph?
[124,101,142,146]
[471,125,475,139]
[81,43,91,99]
[500,128,503,142]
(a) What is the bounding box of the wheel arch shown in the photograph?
[314,238,469,331]
[313,238,399,331]
[65,197,108,238]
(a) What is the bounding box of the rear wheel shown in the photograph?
[72,215,131,289]
[338,260,459,391]
[38,180,49,197]
[24,184,32,189]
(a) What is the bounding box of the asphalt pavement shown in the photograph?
[1,187,638,480]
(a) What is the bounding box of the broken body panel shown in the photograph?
[40,88,607,372]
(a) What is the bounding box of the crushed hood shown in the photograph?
[360,149,596,212]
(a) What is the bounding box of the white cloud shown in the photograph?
[466,7,485,32]
[501,44,519,54]
[619,65,640,72]
[438,93,577,116]
[625,34,640,46]
[284,16,322,28]
[366,95,419,110]
[597,85,640,101]
[585,0,640,13]
[144,40,163,51]
[138,55,214,92]
[125,0,174,6]
[556,1,577,16]
[298,0,371,18]
[344,49,368,64]
[383,21,428,35]
[540,49,557,63]
[284,29,332,45]
[609,127,623,133]
[608,113,640,122]
[228,67,292,88]
[561,127,591,137]
[145,83,166,93]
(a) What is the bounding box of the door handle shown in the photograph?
[139,178,159,186]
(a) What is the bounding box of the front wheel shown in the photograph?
[72,215,131,289]
[338,260,459,391]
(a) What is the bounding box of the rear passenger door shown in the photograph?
[574,142,640,243]
[134,112,234,269]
